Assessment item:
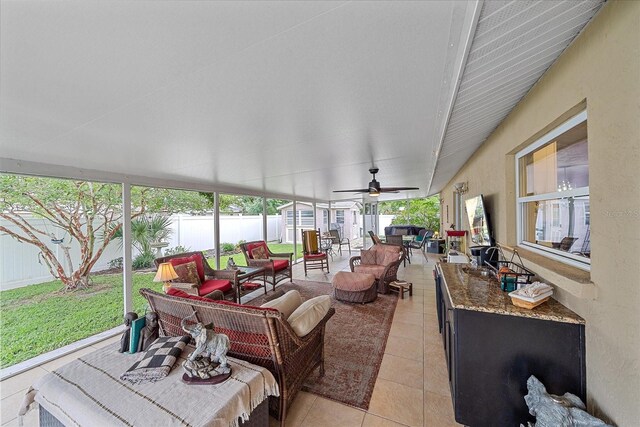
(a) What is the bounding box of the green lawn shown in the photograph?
[0,272,160,368]
[0,243,303,368]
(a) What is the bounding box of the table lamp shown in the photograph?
[154,262,178,293]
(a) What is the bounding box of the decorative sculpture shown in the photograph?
[180,312,231,382]
[119,312,139,353]
[522,375,611,427]
[137,312,159,352]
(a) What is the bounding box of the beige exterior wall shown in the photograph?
[440,1,640,424]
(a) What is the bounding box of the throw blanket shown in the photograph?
[120,336,190,384]
[20,343,279,427]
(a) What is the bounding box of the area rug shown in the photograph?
[247,279,398,410]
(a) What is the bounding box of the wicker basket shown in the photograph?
[510,295,550,309]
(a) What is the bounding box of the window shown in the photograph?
[353,209,358,224]
[336,210,345,224]
[286,210,294,226]
[516,110,590,269]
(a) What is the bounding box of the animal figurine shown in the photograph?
[119,312,138,353]
[137,312,159,352]
[523,375,610,427]
[181,312,230,373]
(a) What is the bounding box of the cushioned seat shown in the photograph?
[272,259,290,271]
[199,278,233,294]
[332,271,377,304]
[349,243,405,294]
[240,240,293,290]
[353,264,385,279]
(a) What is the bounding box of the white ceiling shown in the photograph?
[0,1,604,202]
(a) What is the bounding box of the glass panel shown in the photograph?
[131,186,215,279]
[1,174,123,368]
[336,210,345,224]
[266,198,299,259]
[219,194,266,268]
[521,196,590,259]
[519,121,588,197]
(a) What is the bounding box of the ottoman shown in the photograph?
[332,271,377,304]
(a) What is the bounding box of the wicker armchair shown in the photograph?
[140,288,335,425]
[349,243,405,293]
[239,241,293,290]
[154,251,238,301]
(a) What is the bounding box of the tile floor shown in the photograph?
[1,249,460,427]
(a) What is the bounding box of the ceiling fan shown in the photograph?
[333,167,419,197]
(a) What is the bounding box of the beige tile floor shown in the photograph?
[1,249,460,427]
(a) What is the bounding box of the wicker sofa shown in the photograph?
[139,288,334,425]
[349,243,405,294]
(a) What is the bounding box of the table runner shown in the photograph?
[20,344,279,427]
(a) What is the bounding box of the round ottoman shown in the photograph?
[332,271,377,304]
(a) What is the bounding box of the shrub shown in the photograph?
[132,252,155,270]
[108,257,123,269]
[164,245,191,256]
[221,242,235,253]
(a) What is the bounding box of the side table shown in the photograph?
[389,280,413,299]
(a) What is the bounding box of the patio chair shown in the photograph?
[240,241,293,290]
[302,229,329,275]
[385,234,410,266]
[407,229,431,255]
[368,230,382,245]
[154,251,237,300]
[328,228,351,255]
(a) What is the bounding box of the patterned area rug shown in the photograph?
[247,279,398,410]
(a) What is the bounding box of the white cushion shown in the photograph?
[260,290,303,319]
[287,295,331,337]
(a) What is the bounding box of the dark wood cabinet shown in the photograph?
[434,264,586,427]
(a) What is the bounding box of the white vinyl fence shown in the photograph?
[0,216,121,290]
[1,214,282,290]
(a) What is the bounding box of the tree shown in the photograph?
[0,175,143,291]
[381,196,440,231]
[0,177,217,290]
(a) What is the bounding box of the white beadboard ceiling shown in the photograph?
[428,0,605,193]
[0,1,604,202]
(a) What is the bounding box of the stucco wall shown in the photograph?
[440,1,640,424]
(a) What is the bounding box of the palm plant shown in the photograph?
[111,214,173,268]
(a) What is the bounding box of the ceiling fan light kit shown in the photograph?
[333,167,418,197]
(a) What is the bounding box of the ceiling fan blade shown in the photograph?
[332,189,369,193]
[379,187,420,192]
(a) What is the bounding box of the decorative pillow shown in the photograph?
[261,290,303,319]
[287,295,331,337]
[173,261,201,287]
[360,249,377,265]
[120,336,190,384]
[251,245,269,259]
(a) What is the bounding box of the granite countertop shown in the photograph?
[437,263,585,325]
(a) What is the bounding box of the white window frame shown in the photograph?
[515,110,590,271]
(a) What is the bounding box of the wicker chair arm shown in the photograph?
[268,252,293,260]
[349,256,362,272]
[207,269,238,281]
[247,258,275,268]
[168,282,199,295]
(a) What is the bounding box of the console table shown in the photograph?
[21,344,279,427]
[434,263,586,426]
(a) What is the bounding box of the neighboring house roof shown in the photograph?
[276,201,362,211]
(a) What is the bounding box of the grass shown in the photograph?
[0,273,160,368]
[0,243,303,368]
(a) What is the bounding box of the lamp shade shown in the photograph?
[154,262,178,282]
